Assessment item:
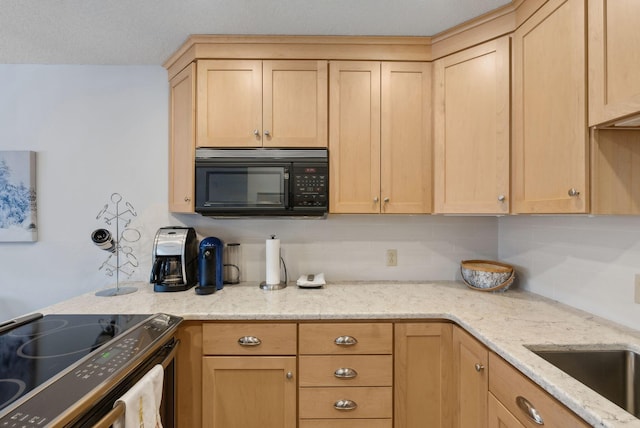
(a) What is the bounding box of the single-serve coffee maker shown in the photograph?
[150,227,198,292]
[195,237,224,295]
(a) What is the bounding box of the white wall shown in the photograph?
[0,64,499,321]
[499,215,640,330]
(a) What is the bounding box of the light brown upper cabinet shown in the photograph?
[512,0,588,213]
[433,36,510,214]
[169,63,196,213]
[588,0,640,127]
[196,60,328,148]
[329,61,432,214]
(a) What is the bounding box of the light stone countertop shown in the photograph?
[40,280,640,428]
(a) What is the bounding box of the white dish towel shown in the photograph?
[113,364,164,428]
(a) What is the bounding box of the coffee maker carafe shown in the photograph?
[150,227,198,292]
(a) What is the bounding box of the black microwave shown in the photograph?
[195,148,328,217]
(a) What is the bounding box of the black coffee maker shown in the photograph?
[150,227,198,292]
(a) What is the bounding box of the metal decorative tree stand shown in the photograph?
[92,193,140,297]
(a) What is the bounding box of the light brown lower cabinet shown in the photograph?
[488,393,525,428]
[177,321,590,428]
[394,322,454,428]
[453,326,489,428]
[200,323,297,428]
[202,356,297,428]
[489,353,589,428]
[299,322,393,427]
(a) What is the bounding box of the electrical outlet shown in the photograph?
[386,249,398,267]
[635,274,640,304]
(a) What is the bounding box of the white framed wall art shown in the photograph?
[0,151,37,242]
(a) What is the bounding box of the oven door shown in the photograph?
[84,338,179,428]
[195,162,290,215]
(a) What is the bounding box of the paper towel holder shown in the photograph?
[260,280,286,290]
[260,234,287,290]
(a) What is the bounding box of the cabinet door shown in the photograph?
[329,61,381,213]
[589,0,640,126]
[381,62,432,214]
[197,60,262,147]
[512,0,588,213]
[453,326,488,428]
[169,63,196,212]
[176,322,203,428]
[434,37,510,214]
[263,60,328,147]
[394,323,453,428]
[488,393,526,428]
[489,353,590,428]
[202,356,297,428]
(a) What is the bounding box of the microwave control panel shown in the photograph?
[291,165,328,208]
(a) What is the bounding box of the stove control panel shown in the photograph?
[0,313,182,428]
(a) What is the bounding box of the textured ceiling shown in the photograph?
[0,0,511,65]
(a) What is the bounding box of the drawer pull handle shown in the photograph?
[334,336,358,346]
[238,336,262,346]
[334,400,358,411]
[516,396,544,425]
[334,368,358,379]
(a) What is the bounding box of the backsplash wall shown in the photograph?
[180,214,499,283]
[499,215,640,330]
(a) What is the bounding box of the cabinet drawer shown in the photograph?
[299,323,392,355]
[489,353,589,428]
[299,387,392,419]
[300,419,392,428]
[203,323,297,355]
[299,355,392,387]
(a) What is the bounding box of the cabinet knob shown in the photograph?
[474,363,485,372]
[237,336,262,346]
[264,130,271,137]
[334,335,358,346]
[383,197,390,203]
[334,368,358,379]
[498,195,506,202]
[334,400,358,411]
[568,188,580,197]
[373,197,379,203]
[516,396,544,425]
[184,196,191,202]
[253,129,260,137]
[286,371,293,379]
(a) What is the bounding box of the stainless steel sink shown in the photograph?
[528,347,639,418]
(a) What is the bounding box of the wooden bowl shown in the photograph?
[460,260,515,292]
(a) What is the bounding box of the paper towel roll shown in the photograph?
[265,238,280,285]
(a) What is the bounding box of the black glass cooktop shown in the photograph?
[0,314,148,411]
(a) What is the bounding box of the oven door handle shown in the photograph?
[91,339,180,428]
[161,338,180,369]
[92,402,125,428]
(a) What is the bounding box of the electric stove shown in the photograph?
[0,312,182,427]
[0,313,150,413]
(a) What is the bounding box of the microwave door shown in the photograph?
[197,165,288,213]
